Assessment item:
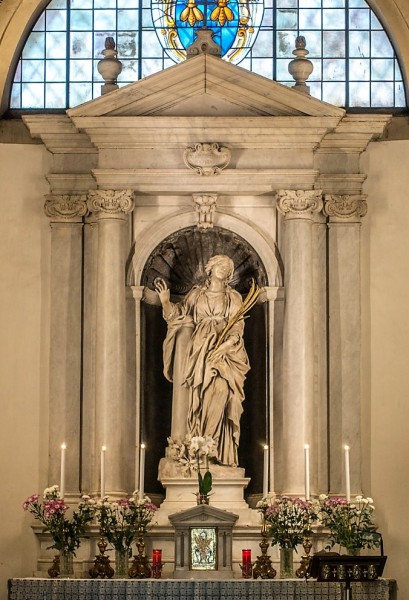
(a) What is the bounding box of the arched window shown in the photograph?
[10,0,406,110]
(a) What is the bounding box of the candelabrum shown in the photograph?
[128,530,152,578]
[252,520,277,579]
[89,537,114,579]
[296,537,313,578]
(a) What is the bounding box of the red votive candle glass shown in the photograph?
[241,549,252,578]
[152,549,162,578]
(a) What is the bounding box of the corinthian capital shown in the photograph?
[276,190,323,220]
[44,194,88,221]
[87,189,135,216]
[323,194,367,222]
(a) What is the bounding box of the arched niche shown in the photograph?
[128,219,283,500]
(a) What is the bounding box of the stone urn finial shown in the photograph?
[97,37,123,95]
[288,35,314,95]
[186,26,222,59]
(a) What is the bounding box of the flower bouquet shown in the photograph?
[23,485,96,576]
[260,495,317,550]
[318,494,381,554]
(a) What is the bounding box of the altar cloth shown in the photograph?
[8,577,396,600]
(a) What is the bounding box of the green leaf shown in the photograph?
[200,471,212,496]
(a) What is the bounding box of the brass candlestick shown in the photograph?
[296,536,313,578]
[252,519,277,579]
[128,532,152,578]
[89,537,114,579]
[48,555,60,578]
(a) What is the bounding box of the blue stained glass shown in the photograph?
[71,11,93,31]
[323,9,345,29]
[22,32,45,59]
[46,59,67,81]
[46,82,66,107]
[46,9,67,30]
[276,9,297,29]
[371,30,394,58]
[299,9,322,29]
[118,9,139,29]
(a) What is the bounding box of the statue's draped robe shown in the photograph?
[162,285,249,466]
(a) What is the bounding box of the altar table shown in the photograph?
[8,578,396,600]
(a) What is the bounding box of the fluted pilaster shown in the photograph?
[87,189,135,496]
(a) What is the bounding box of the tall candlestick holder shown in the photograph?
[252,519,276,579]
[128,530,152,578]
[89,537,114,579]
[296,536,313,578]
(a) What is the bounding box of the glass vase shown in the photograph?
[59,551,74,578]
[114,548,129,578]
[279,547,294,579]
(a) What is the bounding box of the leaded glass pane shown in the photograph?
[70,59,93,81]
[323,0,345,6]
[323,31,346,57]
[141,58,163,77]
[371,31,394,58]
[71,10,93,31]
[299,0,322,7]
[71,0,93,7]
[276,9,297,29]
[395,60,402,81]
[46,59,67,81]
[322,80,345,104]
[118,32,139,57]
[71,32,93,58]
[349,58,369,80]
[395,82,405,107]
[48,0,66,8]
[118,0,137,6]
[348,8,369,30]
[118,59,139,81]
[349,30,369,57]
[95,0,117,8]
[46,82,66,107]
[11,83,22,108]
[322,9,345,29]
[276,31,295,57]
[46,10,67,30]
[276,0,297,8]
[141,8,153,27]
[323,58,345,80]
[370,12,382,30]
[276,58,291,80]
[22,33,45,59]
[69,82,93,105]
[22,59,45,82]
[252,58,274,79]
[46,32,67,58]
[349,0,366,7]
[308,58,322,80]
[302,31,322,57]
[22,83,45,107]
[118,9,139,29]
[94,31,116,57]
[252,31,274,57]
[33,14,46,32]
[371,81,393,106]
[371,59,394,80]
[94,10,117,30]
[14,62,21,82]
[299,9,322,29]
[262,9,273,27]
[349,81,369,105]
[309,81,322,98]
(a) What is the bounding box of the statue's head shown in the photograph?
[205,255,235,282]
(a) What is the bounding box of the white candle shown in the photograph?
[344,444,351,502]
[304,444,310,501]
[139,443,146,501]
[60,443,66,498]
[101,445,106,499]
[263,444,269,498]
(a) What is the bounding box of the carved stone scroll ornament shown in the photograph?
[192,194,218,229]
[276,189,323,219]
[44,194,89,221]
[87,189,135,215]
[323,194,368,222]
[183,143,231,176]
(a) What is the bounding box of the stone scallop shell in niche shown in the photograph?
[183,143,231,176]
[141,226,267,303]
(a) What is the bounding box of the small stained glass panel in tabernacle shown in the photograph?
[191,528,217,570]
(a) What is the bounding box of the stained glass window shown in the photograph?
[10,0,406,109]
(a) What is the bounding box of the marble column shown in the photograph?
[87,189,135,496]
[130,285,144,494]
[276,189,323,496]
[324,194,367,497]
[44,194,88,497]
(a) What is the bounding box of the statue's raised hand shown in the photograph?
[155,278,170,306]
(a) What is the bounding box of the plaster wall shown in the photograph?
[361,139,409,600]
[0,143,51,600]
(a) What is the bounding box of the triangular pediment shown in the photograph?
[168,504,239,527]
[67,54,344,119]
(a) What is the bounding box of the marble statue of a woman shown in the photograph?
[155,255,250,467]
